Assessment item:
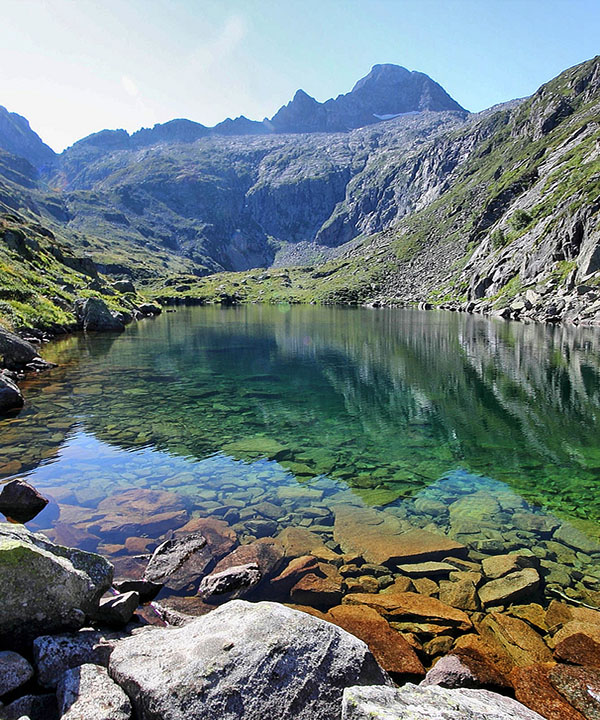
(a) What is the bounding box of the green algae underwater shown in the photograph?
[1,305,600,603]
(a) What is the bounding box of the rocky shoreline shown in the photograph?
[1,478,600,719]
[0,294,162,413]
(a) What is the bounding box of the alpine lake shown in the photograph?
[2,304,600,617]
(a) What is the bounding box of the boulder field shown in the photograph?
[2,520,600,719]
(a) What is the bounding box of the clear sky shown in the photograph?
[2,0,599,152]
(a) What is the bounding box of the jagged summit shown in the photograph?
[0,64,466,166]
[270,64,466,133]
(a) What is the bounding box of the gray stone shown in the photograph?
[74,297,124,332]
[396,561,457,577]
[0,328,39,369]
[57,663,132,720]
[95,591,140,626]
[0,479,48,522]
[478,568,540,607]
[0,524,113,645]
[341,684,545,720]
[198,562,261,599]
[143,532,207,587]
[554,523,600,554]
[33,629,125,688]
[138,302,162,316]
[0,693,58,720]
[112,280,136,294]
[0,373,24,412]
[109,599,389,720]
[0,651,34,697]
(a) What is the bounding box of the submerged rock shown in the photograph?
[0,523,113,645]
[109,599,390,720]
[57,663,132,720]
[478,568,541,607]
[334,506,466,566]
[341,683,545,720]
[0,478,49,522]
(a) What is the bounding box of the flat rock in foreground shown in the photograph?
[109,599,390,720]
[334,506,466,565]
[342,684,545,719]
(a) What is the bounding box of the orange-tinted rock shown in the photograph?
[478,568,540,607]
[548,664,600,720]
[284,604,329,621]
[381,576,413,594]
[439,579,479,611]
[478,612,553,669]
[553,623,600,667]
[546,600,600,630]
[125,536,157,554]
[277,527,340,563]
[510,663,586,720]
[290,562,343,606]
[343,592,472,630]
[46,522,100,552]
[97,488,185,515]
[175,516,237,560]
[389,621,454,637]
[333,506,466,566]
[212,537,284,577]
[271,555,320,594]
[344,576,380,594]
[507,604,548,633]
[327,604,425,675]
[454,633,515,680]
[411,577,439,597]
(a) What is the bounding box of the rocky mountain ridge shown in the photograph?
[0,58,598,330]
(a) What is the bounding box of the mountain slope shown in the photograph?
[0,58,599,329]
[147,56,600,326]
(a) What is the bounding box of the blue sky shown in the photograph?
[2,0,599,151]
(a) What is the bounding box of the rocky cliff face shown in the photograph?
[0,58,599,326]
[0,106,56,171]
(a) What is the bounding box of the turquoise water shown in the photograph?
[1,305,600,605]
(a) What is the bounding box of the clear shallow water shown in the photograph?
[1,305,600,605]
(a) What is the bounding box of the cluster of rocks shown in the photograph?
[5,478,600,718]
[0,293,161,414]
[0,518,561,720]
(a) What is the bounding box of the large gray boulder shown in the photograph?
[74,297,124,332]
[0,524,113,645]
[342,684,545,720]
[0,372,24,412]
[109,599,389,720]
[0,328,39,369]
[57,664,132,720]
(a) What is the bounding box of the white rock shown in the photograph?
[109,599,389,720]
[342,684,545,720]
[57,664,131,720]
